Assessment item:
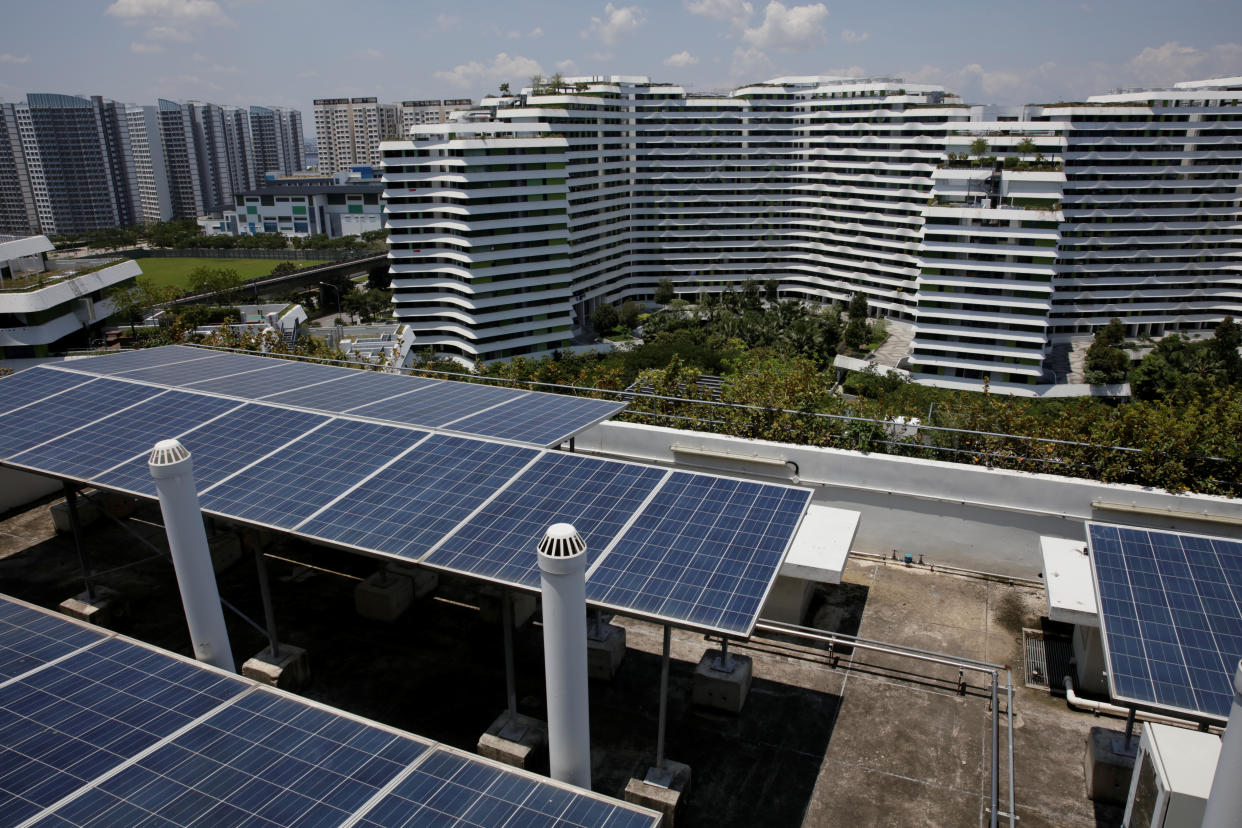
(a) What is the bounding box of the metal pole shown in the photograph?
[1007,679,1015,828]
[1123,707,1137,751]
[990,672,999,828]
[62,481,94,602]
[503,590,517,719]
[656,624,671,772]
[253,547,281,660]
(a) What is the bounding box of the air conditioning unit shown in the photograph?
[1122,723,1220,828]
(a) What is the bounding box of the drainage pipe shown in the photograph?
[1062,677,1222,730]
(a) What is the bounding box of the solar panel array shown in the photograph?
[52,346,625,448]
[0,360,812,637]
[0,594,661,827]
[1087,522,1242,720]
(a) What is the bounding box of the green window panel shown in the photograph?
[292,205,307,215]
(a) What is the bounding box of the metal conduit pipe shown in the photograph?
[755,620,1015,828]
[1061,677,1221,730]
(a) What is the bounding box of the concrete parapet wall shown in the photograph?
[576,421,1242,579]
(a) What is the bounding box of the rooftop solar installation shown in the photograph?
[1087,522,1242,720]
[0,599,105,682]
[57,345,625,448]
[0,369,95,418]
[0,594,661,828]
[0,360,811,637]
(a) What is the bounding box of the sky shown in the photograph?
[2,0,1241,140]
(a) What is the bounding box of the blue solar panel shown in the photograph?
[349,381,527,429]
[447,394,627,447]
[425,453,666,587]
[199,419,429,529]
[0,636,246,824]
[115,352,288,388]
[587,472,812,636]
[187,358,357,398]
[0,379,164,460]
[39,688,431,828]
[1089,523,1242,719]
[298,435,538,558]
[354,747,659,828]
[0,367,96,417]
[93,403,331,498]
[0,600,104,682]
[264,369,442,413]
[55,345,218,376]
[8,391,243,482]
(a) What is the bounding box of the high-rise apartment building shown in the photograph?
[398,99,474,133]
[124,104,173,224]
[249,106,305,177]
[382,75,1242,386]
[0,103,39,236]
[313,97,400,174]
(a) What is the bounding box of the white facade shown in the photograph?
[313,98,399,175]
[398,99,474,133]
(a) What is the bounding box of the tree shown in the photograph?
[618,300,643,330]
[1084,340,1130,385]
[969,137,990,163]
[591,303,619,336]
[187,266,245,303]
[342,285,393,323]
[529,74,545,92]
[1014,137,1037,158]
[842,316,869,352]
[1097,317,1126,347]
[848,291,869,320]
[763,279,779,304]
[499,82,511,96]
[549,72,565,91]
[1212,316,1242,383]
[270,261,299,277]
[654,278,675,305]
[108,278,169,335]
[740,280,762,312]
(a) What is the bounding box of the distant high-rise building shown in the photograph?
[124,104,173,224]
[398,99,474,133]
[249,105,305,177]
[19,93,119,235]
[312,97,399,174]
[0,103,39,236]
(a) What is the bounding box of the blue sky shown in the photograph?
[2,0,1240,133]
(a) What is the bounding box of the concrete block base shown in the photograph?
[692,650,753,713]
[207,532,242,574]
[587,623,626,680]
[242,645,310,691]
[1084,726,1138,804]
[58,587,121,627]
[478,586,536,628]
[478,712,547,771]
[760,575,815,625]
[50,495,101,534]
[388,563,439,599]
[625,761,691,827]
[354,572,414,622]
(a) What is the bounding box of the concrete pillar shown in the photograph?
[1203,660,1242,828]
[537,523,591,789]
[149,439,234,672]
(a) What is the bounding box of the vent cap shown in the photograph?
[538,523,585,559]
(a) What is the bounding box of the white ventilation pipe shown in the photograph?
[537,523,591,789]
[149,439,235,672]
[1203,661,1242,828]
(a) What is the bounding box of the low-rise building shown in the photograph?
[0,235,140,359]
[220,176,384,239]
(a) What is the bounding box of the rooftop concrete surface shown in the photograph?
[0,491,1129,827]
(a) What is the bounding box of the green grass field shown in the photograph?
[134,257,328,290]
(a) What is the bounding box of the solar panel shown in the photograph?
[0,367,96,418]
[348,381,528,430]
[263,369,442,413]
[447,393,628,446]
[587,472,812,636]
[425,453,667,588]
[94,403,331,498]
[354,747,659,828]
[115,352,289,388]
[187,358,356,398]
[199,419,429,529]
[298,435,539,559]
[0,595,661,827]
[0,600,104,682]
[8,391,243,482]
[0,379,164,460]
[58,345,219,375]
[1088,522,1242,719]
[0,636,247,824]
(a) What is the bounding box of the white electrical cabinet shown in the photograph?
[1123,723,1221,828]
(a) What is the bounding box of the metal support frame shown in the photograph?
[62,481,94,602]
[645,624,674,787]
[253,547,282,661]
[498,590,526,741]
[712,634,735,673]
[1123,706,1137,751]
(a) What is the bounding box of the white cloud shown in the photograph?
[130,41,165,53]
[107,0,231,24]
[149,25,192,41]
[581,4,646,46]
[730,45,773,79]
[664,50,699,68]
[436,13,460,28]
[528,27,544,38]
[556,59,577,73]
[684,0,753,28]
[0,53,32,64]
[841,29,869,44]
[434,52,543,89]
[743,2,827,51]
[1123,41,1242,87]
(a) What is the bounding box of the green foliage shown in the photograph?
[969,137,990,159]
[108,277,174,334]
[653,278,675,305]
[342,285,393,323]
[848,291,869,320]
[187,266,245,302]
[843,366,911,399]
[1015,137,1037,156]
[618,300,643,330]
[591,303,619,336]
[1084,319,1130,385]
[842,316,869,352]
[763,279,780,304]
[269,261,299,277]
